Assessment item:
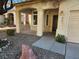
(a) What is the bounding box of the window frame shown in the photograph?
[45,14,49,26]
[32,10,38,26]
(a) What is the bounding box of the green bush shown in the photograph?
[6,29,15,36]
[0,40,8,48]
[55,34,66,43]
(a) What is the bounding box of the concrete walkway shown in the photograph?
[32,35,79,59]
[32,35,66,55]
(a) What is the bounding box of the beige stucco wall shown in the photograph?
[15,1,59,32]
[4,0,79,39]
[5,1,59,35]
[15,1,58,11]
[56,0,79,41]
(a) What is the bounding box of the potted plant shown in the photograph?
[55,34,66,43]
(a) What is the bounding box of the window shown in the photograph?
[32,11,37,25]
[33,15,37,25]
[46,15,49,26]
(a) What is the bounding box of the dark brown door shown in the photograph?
[52,15,58,32]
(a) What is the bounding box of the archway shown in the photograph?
[7,13,14,26]
[43,8,59,36]
[20,8,37,35]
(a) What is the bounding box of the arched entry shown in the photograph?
[44,9,59,36]
[7,13,14,25]
[20,8,37,35]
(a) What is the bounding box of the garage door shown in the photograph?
[68,10,79,43]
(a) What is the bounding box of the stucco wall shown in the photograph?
[15,1,59,32]
[6,1,59,34]
[15,1,58,11]
[56,0,79,41]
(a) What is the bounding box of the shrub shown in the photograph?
[0,40,8,48]
[55,34,66,43]
[6,29,15,36]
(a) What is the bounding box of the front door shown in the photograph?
[52,15,58,34]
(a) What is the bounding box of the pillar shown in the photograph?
[28,14,32,26]
[0,15,5,24]
[37,9,44,36]
[16,10,21,33]
[14,12,16,25]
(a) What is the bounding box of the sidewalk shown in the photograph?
[32,36,66,55]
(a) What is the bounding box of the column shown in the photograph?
[28,14,32,26]
[14,12,16,25]
[37,9,44,36]
[24,14,26,26]
[16,10,21,33]
[0,15,5,24]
